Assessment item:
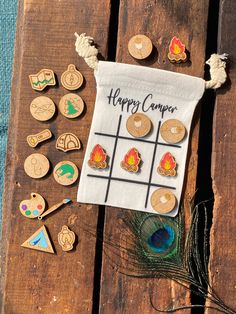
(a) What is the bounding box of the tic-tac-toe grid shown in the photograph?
[87,114,181,209]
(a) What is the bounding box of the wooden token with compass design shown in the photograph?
[61,64,83,90]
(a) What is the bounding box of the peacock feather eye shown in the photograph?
[147,225,175,253]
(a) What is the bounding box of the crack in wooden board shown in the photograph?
[0,0,111,313]
[100,0,209,313]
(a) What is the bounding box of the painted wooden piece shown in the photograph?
[160,119,186,144]
[29,69,56,91]
[53,161,79,186]
[120,148,141,173]
[151,188,176,214]
[24,153,50,179]
[38,198,71,220]
[88,144,108,169]
[21,225,54,254]
[19,192,45,218]
[157,152,177,177]
[167,36,187,63]
[128,34,153,60]
[27,129,52,147]
[59,93,84,118]
[126,113,152,137]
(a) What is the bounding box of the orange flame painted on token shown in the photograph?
[157,152,177,177]
[88,144,107,169]
[168,36,187,63]
[121,148,141,172]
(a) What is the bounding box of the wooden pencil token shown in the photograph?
[56,133,81,152]
[27,129,52,147]
[128,34,153,60]
[61,64,83,90]
[58,225,76,252]
[151,188,176,214]
[160,119,186,144]
[24,153,50,179]
[19,192,46,219]
[126,113,152,137]
[59,93,84,119]
[29,69,56,91]
[53,161,79,186]
[30,96,56,121]
[21,225,54,254]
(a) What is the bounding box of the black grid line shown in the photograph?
[94,132,182,148]
[145,120,162,208]
[87,174,176,190]
[104,115,122,202]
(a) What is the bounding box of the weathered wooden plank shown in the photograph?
[100,0,209,312]
[206,0,236,313]
[0,0,111,313]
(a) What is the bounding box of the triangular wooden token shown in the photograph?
[21,225,54,254]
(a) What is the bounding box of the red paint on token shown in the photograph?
[37,204,43,210]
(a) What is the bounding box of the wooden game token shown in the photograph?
[30,96,56,121]
[59,93,84,119]
[128,34,153,60]
[151,188,176,214]
[19,192,46,219]
[58,225,76,252]
[56,133,81,152]
[88,144,108,169]
[24,153,50,179]
[29,69,56,91]
[61,64,83,90]
[53,161,79,186]
[27,129,52,147]
[126,113,152,138]
[38,198,71,220]
[167,36,187,63]
[157,152,177,177]
[160,119,186,144]
[21,225,54,254]
[121,148,141,173]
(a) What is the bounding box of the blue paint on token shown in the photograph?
[32,210,39,217]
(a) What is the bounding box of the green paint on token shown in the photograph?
[67,100,78,115]
[25,210,31,216]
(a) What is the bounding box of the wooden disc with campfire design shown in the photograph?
[121,148,141,173]
[167,36,187,63]
[88,144,108,169]
[157,152,177,177]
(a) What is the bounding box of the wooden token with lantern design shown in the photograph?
[167,36,187,63]
[157,152,177,177]
[120,148,141,173]
[88,144,108,169]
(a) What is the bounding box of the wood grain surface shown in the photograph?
[206,0,236,313]
[0,0,111,313]
[99,0,209,313]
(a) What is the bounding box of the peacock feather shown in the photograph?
[81,201,235,313]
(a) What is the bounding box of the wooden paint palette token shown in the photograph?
[24,153,50,179]
[21,225,54,254]
[53,161,79,186]
[59,93,84,119]
[151,188,176,214]
[27,129,52,147]
[167,36,187,63]
[58,225,76,252]
[160,119,186,144]
[157,152,177,177]
[56,133,81,152]
[19,192,45,218]
[30,96,56,121]
[121,148,141,173]
[29,69,56,91]
[61,64,83,90]
[128,34,153,60]
[126,113,152,138]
